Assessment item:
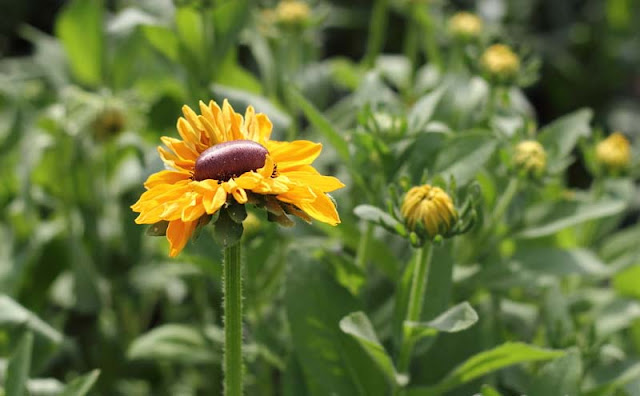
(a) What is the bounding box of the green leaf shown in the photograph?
[408,342,565,395]
[354,205,404,234]
[614,266,640,299]
[584,361,640,396]
[55,0,104,87]
[407,302,478,339]
[287,87,350,162]
[538,108,592,159]
[285,252,389,395]
[211,0,249,70]
[595,299,640,338]
[408,89,445,134]
[340,311,407,386]
[0,295,63,344]
[142,25,179,62]
[213,209,244,248]
[5,332,33,396]
[127,324,220,364]
[481,384,504,396]
[511,247,611,277]
[435,131,498,186]
[175,6,205,63]
[529,349,582,396]
[59,370,100,396]
[518,200,626,238]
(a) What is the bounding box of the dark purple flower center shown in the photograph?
[193,140,268,182]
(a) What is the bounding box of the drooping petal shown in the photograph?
[297,190,340,226]
[166,219,198,257]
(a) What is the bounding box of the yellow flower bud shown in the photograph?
[481,44,520,81]
[596,132,631,172]
[449,12,483,40]
[275,0,310,26]
[401,185,458,239]
[514,140,547,177]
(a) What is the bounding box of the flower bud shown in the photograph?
[275,0,310,27]
[596,132,631,172]
[92,106,126,141]
[513,140,547,178]
[481,44,520,82]
[401,185,458,240]
[449,12,483,40]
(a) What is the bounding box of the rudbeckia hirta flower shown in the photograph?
[132,99,344,257]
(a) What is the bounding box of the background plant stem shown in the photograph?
[223,242,243,396]
[363,0,389,68]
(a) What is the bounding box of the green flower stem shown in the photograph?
[403,6,419,70]
[223,242,243,396]
[363,0,389,68]
[488,177,519,232]
[397,242,433,376]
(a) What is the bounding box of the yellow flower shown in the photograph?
[275,0,310,26]
[449,12,483,40]
[401,185,458,240]
[481,44,520,80]
[132,99,344,257]
[514,140,547,177]
[596,132,631,172]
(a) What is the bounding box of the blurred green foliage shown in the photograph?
[1,0,640,395]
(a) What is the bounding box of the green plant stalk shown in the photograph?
[416,7,442,70]
[223,242,243,396]
[363,0,389,68]
[403,6,419,70]
[397,242,433,376]
[355,223,374,269]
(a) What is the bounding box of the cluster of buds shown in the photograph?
[355,178,479,247]
[596,132,631,173]
[448,12,483,41]
[481,44,521,84]
[513,140,547,178]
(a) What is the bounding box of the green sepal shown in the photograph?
[227,203,247,224]
[213,209,244,247]
[147,221,169,236]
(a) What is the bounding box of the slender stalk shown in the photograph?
[397,243,433,376]
[487,177,519,232]
[223,242,243,396]
[415,7,442,70]
[363,0,389,68]
[355,223,373,269]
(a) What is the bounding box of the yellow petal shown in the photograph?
[298,191,340,226]
[267,140,322,170]
[144,170,191,189]
[202,184,227,214]
[284,171,345,192]
[166,219,198,257]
